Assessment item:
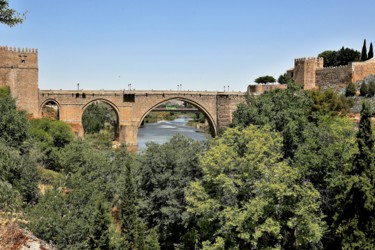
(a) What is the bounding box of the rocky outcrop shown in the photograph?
[0,222,55,250]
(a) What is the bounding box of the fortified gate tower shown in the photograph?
[0,46,39,117]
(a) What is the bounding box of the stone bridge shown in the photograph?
[0,45,245,150]
[39,89,245,150]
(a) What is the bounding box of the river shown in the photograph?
[137,117,209,152]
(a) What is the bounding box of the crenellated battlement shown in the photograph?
[294,57,323,63]
[288,54,375,91]
[0,46,38,54]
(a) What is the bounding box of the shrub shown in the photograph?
[360,81,369,96]
[345,82,356,97]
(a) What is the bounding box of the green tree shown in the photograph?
[87,195,111,250]
[361,39,367,61]
[368,42,374,60]
[138,135,203,249]
[277,73,290,84]
[337,47,361,65]
[28,141,116,249]
[0,0,25,27]
[368,81,375,97]
[345,82,356,97]
[185,126,325,249]
[318,47,360,67]
[233,82,312,158]
[310,89,351,117]
[82,102,118,135]
[0,94,29,148]
[318,50,338,67]
[360,81,369,96]
[293,116,357,247]
[30,118,74,170]
[254,75,276,84]
[334,101,375,248]
[119,150,140,249]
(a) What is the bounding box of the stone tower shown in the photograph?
[293,57,324,90]
[0,46,39,117]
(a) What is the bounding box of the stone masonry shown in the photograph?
[287,57,375,90]
[0,45,245,150]
[0,46,39,117]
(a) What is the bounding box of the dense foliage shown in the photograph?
[360,81,369,96]
[0,0,25,27]
[185,126,325,249]
[254,75,276,84]
[137,135,204,249]
[82,102,118,135]
[2,83,375,249]
[345,82,357,97]
[318,47,360,67]
[277,72,291,84]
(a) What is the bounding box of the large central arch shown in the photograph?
[81,98,121,140]
[137,97,217,137]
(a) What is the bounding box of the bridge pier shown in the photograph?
[119,123,138,152]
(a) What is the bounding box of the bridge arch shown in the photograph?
[39,98,61,120]
[137,97,217,137]
[81,98,121,140]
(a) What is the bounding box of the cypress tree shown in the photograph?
[360,81,369,97]
[368,42,374,60]
[345,82,356,97]
[361,39,368,61]
[335,101,375,248]
[119,154,139,249]
[87,195,110,249]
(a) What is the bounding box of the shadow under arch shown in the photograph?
[137,97,217,137]
[81,98,121,140]
[39,98,61,120]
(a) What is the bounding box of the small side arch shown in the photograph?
[137,97,217,137]
[39,98,61,120]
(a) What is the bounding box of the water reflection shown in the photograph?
[138,117,209,152]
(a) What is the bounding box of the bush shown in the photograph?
[360,81,369,96]
[368,81,375,97]
[345,82,356,97]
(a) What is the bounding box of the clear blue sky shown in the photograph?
[1,0,375,91]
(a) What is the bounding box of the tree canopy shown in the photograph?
[318,47,360,67]
[0,0,25,27]
[254,75,276,84]
[185,126,325,249]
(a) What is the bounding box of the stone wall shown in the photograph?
[316,65,352,90]
[352,58,375,83]
[216,93,245,130]
[0,46,39,117]
[292,57,323,90]
[247,84,287,95]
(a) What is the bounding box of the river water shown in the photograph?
[137,117,209,152]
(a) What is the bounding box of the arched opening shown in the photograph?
[137,98,216,150]
[81,100,120,142]
[41,99,60,120]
